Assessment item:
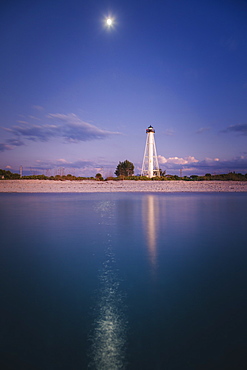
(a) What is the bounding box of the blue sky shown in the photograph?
[1,0,247,176]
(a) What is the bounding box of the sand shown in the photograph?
[1,179,247,193]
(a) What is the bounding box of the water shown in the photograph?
[0,193,247,369]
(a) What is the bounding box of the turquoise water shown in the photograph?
[1,193,247,369]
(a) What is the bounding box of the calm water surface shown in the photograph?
[1,193,247,369]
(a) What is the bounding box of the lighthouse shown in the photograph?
[141,125,160,178]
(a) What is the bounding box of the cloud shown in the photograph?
[222,123,247,136]
[158,155,199,165]
[0,138,25,151]
[4,113,119,143]
[48,113,119,141]
[196,127,210,134]
[32,105,44,111]
[31,158,95,170]
[0,143,12,152]
[27,158,108,177]
[7,123,61,142]
[18,156,117,177]
[7,138,25,147]
[164,129,175,136]
[29,115,41,121]
[188,157,247,173]
[159,155,247,175]
[214,156,247,170]
[57,158,70,164]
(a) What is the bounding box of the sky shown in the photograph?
[1,0,247,177]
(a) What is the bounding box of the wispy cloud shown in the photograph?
[0,138,25,152]
[5,123,58,142]
[2,113,119,146]
[163,129,175,136]
[7,138,25,147]
[222,123,247,135]
[47,113,119,141]
[28,115,42,121]
[31,158,95,170]
[32,105,44,111]
[196,127,210,134]
[0,143,12,152]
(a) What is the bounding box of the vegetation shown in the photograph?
[95,173,104,181]
[0,169,20,179]
[0,170,94,181]
[115,160,134,177]
[1,169,247,181]
[159,169,166,177]
[162,172,247,181]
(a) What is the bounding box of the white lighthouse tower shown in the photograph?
[141,125,160,178]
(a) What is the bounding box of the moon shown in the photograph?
[106,18,113,26]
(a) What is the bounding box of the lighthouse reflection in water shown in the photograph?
[143,195,159,273]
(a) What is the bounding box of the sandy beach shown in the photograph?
[1,179,247,192]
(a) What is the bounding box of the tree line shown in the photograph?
[1,167,247,181]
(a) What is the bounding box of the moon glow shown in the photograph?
[106,18,113,26]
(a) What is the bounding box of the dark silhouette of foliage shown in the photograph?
[1,168,247,181]
[95,173,103,180]
[115,160,134,177]
[0,169,20,179]
[159,169,166,177]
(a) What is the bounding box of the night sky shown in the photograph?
[1,0,247,176]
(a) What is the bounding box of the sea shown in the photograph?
[0,192,247,369]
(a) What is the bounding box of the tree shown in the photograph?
[115,160,134,177]
[95,173,103,180]
[0,169,20,179]
[159,169,166,177]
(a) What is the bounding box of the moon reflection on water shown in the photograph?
[89,202,127,369]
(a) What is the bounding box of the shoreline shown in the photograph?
[1,180,247,193]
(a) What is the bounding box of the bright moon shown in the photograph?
[106,18,113,26]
